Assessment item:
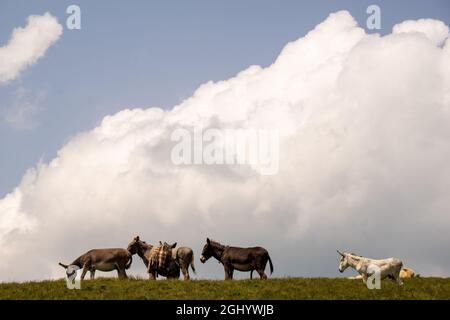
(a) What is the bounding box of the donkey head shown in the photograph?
[164,242,177,249]
[200,238,213,263]
[127,236,142,254]
[337,250,350,273]
[160,241,177,249]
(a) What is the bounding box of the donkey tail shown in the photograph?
[125,255,133,270]
[190,252,197,274]
[59,262,69,269]
[268,255,274,275]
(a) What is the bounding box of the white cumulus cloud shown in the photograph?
[0,11,450,281]
[0,12,62,85]
[393,18,449,46]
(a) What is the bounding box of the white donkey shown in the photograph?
[337,250,403,285]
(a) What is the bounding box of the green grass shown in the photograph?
[1,277,449,300]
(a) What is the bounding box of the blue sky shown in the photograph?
[0,0,449,197]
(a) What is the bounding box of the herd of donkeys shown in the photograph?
[59,236,418,284]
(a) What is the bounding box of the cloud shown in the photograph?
[1,11,450,281]
[393,18,449,46]
[0,12,62,85]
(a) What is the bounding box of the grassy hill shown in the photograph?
[1,277,449,300]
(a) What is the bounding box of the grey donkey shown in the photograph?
[59,248,132,280]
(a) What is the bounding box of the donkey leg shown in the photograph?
[90,269,95,280]
[229,268,234,280]
[250,270,253,280]
[81,264,89,281]
[147,262,156,280]
[148,269,156,280]
[224,266,233,280]
[179,260,189,280]
[256,269,267,280]
[182,266,190,280]
[119,268,128,279]
[119,261,129,279]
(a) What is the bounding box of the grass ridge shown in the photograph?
[1,277,449,300]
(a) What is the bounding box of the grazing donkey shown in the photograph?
[337,250,403,285]
[200,238,273,280]
[127,236,195,280]
[59,248,132,280]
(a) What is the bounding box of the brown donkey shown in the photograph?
[200,238,273,280]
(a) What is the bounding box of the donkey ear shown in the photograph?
[207,238,211,244]
[337,250,344,256]
[159,241,163,245]
[135,236,140,241]
[171,242,177,248]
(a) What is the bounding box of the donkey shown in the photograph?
[127,236,195,280]
[59,248,132,280]
[337,250,403,285]
[200,238,273,280]
[162,241,196,280]
[127,236,179,279]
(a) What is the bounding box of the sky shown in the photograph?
[1,0,450,197]
[0,1,450,281]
